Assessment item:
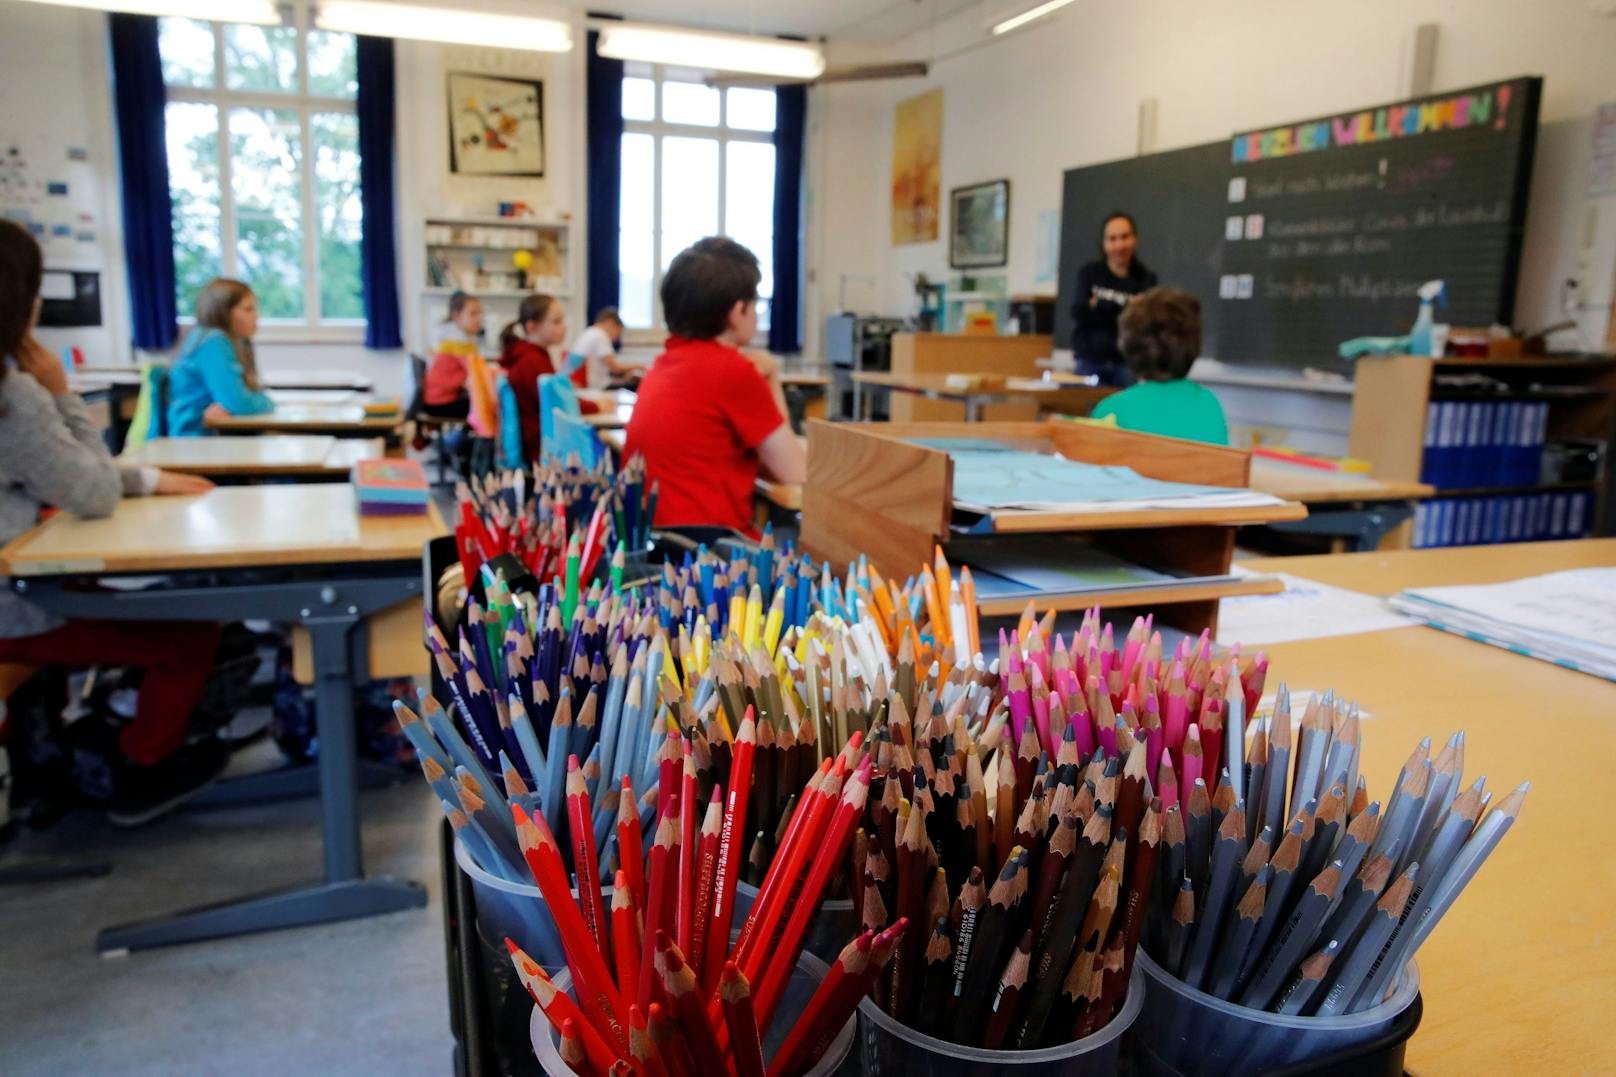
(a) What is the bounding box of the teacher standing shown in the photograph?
[1071,211,1157,386]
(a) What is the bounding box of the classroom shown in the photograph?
[0,0,1611,1073]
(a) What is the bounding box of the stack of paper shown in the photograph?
[353,458,429,516]
[1387,568,1616,681]
[956,536,1240,601]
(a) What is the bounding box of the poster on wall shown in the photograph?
[950,179,1010,268]
[891,88,943,246]
[447,73,545,177]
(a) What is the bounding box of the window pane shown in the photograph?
[618,132,654,329]
[662,81,719,126]
[660,136,718,270]
[621,77,654,122]
[224,24,299,93]
[158,17,215,89]
[312,112,363,320]
[725,141,775,299]
[229,107,304,319]
[726,88,776,132]
[306,30,357,98]
[165,102,222,317]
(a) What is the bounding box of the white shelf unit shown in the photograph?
[419,216,575,359]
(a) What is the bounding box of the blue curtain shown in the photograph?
[107,13,177,351]
[585,29,624,321]
[769,84,806,354]
[356,35,401,349]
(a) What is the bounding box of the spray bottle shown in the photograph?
[1409,279,1445,357]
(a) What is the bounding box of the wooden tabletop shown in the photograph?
[781,372,832,389]
[76,366,374,391]
[265,388,368,406]
[578,388,636,430]
[1240,539,1616,1074]
[1248,457,1435,503]
[852,370,1101,396]
[119,436,383,477]
[204,403,400,435]
[0,484,445,576]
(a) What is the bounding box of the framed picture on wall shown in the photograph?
[949,179,1010,268]
[447,72,545,176]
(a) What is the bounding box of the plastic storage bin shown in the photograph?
[454,835,601,975]
[1132,949,1421,1076]
[858,961,1144,1076]
[735,879,855,965]
[530,947,857,1077]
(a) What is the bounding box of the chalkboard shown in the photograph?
[1218,78,1541,371]
[1055,141,1229,354]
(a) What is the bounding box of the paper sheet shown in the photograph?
[1216,568,1415,645]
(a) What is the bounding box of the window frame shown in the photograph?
[619,65,776,347]
[161,11,363,342]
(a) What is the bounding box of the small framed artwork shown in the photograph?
[448,72,545,176]
[949,179,1010,268]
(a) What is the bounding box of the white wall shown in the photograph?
[806,0,1616,359]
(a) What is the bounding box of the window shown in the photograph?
[618,67,777,334]
[158,15,361,330]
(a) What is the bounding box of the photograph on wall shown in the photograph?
[950,179,1010,268]
[891,88,943,245]
[448,73,545,176]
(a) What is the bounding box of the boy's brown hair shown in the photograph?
[1118,287,1201,382]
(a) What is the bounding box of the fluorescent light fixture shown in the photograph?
[13,0,280,22]
[991,0,1078,35]
[597,23,825,80]
[316,1,572,52]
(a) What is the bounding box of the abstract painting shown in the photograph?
[448,73,545,176]
[891,88,942,245]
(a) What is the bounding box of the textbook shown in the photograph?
[353,458,429,514]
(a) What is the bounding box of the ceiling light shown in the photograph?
[991,0,1078,35]
[316,1,573,52]
[13,0,280,22]
[597,23,825,80]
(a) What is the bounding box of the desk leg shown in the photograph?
[94,616,426,953]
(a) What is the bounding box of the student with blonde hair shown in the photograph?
[166,277,274,436]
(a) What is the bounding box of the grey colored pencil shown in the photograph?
[1405,780,1528,954]
[1239,860,1343,1010]
[1376,761,1432,877]
[1273,939,1341,1016]
[1185,779,1214,899]
[1237,815,1304,990]
[1263,688,1292,838]
[1317,844,1396,956]
[1315,862,1418,1016]
[1290,693,1328,810]
[1320,706,1357,794]
[1164,876,1195,975]
[1181,801,1247,991]
[1223,688,1245,814]
[1245,719,1268,846]
[1208,865,1270,1000]
[1406,732,1463,870]
[1239,824,1275,897]
[1318,803,1379,932]
[1299,782,1347,885]
[1367,738,1429,864]
[1153,804,1186,941]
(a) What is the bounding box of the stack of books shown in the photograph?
[353,458,429,515]
[364,397,402,418]
[1420,398,1547,489]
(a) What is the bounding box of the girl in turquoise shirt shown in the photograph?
[1090,286,1229,445]
[166,278,274,436]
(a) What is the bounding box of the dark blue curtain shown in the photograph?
[585,29,623,321]
[768,84,806,354]
[107,13,177,351]
[356,35,401,349]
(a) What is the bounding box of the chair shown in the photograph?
[538,374,601,468]
[407,353,463,483]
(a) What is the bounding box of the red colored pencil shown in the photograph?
[512,803,630,1055]
[655,930,727,1077]
[558,1016,588,1076]
[688,784,724,981]
[656,730,682,824]
[506,938,619,1075]
[735,760,839,984]
[703,709,759,993]
[629,1004,668,1077]
[638,796,681,1013]
[765,932,872,1077]
[720,962,767,1077]
[647,1001,697,1077]
[611,872,641,1000]
[617,774,646,913]
[567,756,611,969]
[676,745,699,954]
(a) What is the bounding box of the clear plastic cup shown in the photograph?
[454,835,603,975]
[1133,949,1420,1076]
[529,946,856,1077]
[735,879,856,965]
[857,961,1144,1075]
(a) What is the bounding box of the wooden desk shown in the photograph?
[0,485,444,952]
[205,403,400,437]
[1240,540,1616,1075]
[1248,458,1437,551]
[852,371,1110,422]
[119,436,382,479]
[266,388,367,406]
[76,365,374,392]
[578,388,636,430]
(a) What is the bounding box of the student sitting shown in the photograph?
[1089,286,1229,445]
[166,278,275,436]
[566,307,636,390]
[623,237,807,537]
[498,293,568,462]
[0,219,228,825]
[422,291,485,420]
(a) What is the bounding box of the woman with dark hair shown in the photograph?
[1070,211,1158,386]
[0,219,229,825]
[1090,286,1227,444]
[166,277,274,435]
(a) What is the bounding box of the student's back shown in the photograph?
[1087,286,1228,446]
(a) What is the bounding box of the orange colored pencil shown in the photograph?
[720,962,766,1077]
[959,565,980,658]
[567,757,611,968]
[920,566,948,650]
[506,938,619,1075]
[688,785,724,980]
[703,708,757,993]
[611,872,641,1000]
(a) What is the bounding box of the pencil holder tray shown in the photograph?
[857,960,1143,1076]
[1131,950,1421,1076]
[530,947,858,1077]
[736,879,855,966]
[454,836,606,976]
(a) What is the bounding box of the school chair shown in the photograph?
[407,353,466,483]
[122,363,167,450]
[537,373,603,468]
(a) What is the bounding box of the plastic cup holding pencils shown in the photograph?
[735,879,855,966]
[1132,949,1421,1076]
[857,962,1144,1077]
[529,946,856,1077]
[454,836,606,975]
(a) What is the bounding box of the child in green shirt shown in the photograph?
[1089,287,1228,445]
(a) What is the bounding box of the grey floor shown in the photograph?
[0,727,454,1076]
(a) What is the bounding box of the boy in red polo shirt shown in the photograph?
[623,237,807,535]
